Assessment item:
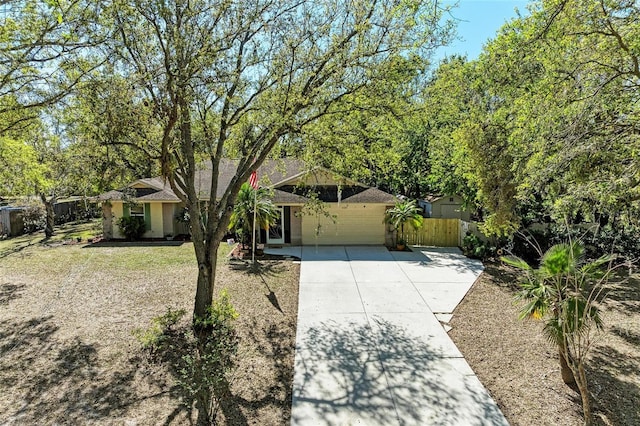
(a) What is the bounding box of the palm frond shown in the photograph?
[501,255,532,271]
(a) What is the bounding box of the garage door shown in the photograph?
[301,204,386,245]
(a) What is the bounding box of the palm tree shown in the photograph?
[384,199,424,245]
[228,183,279,253]
[502,241,614,425]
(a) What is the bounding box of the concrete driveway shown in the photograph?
[279,245,509,426]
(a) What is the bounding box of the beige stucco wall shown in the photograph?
[301,203,386,245]
[109,201,170,239]
[162,203,175,236]
[111,202,124,239]
[290,206,302,244]
[144,203,163,238]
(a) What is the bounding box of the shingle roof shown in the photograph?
[342,187,397,204]
[97,158,395,205]
[272,189,309,204]
[96,190,125,201]
[137,189,180,201]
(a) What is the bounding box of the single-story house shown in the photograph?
[418,195,471,221]
[97,159,398,246]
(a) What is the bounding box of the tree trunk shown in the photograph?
[40,193,55,238]
[575,362,593,426]
[559,344,575,384]
[193,242,219,322]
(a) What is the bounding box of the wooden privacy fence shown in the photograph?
[403,218,460,247]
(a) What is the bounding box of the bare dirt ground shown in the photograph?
[449,261,640,426]
[0,227,299,425]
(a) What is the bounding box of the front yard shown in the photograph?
[2,223,638,425]
[0,223,299,425]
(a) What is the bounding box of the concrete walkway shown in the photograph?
[272,245,509,426]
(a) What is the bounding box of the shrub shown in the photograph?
[117,216,145,240]
[461,232,495,260]
[132,307,186,353]
[22,201,45,233]
[510,228,553,266]
[179,293,239,422]
[134,291,239,423]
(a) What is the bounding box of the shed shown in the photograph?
[419,195,470,221]
[0,206,25,237]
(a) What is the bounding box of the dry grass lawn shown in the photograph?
[449,261,640,426]
[0,222,299,425]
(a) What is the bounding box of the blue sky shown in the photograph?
[435,0,531,61]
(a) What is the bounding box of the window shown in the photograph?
[130,205,144,218]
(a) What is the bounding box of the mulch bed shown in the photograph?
[449,261,640,426]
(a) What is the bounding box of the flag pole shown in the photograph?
[252,186,257,266]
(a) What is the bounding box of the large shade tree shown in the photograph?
[422,0,639,239]
[0,0,105,135]
[99,0,452,321]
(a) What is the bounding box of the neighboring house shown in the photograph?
[97,159,398,245]
[418,195,471,221]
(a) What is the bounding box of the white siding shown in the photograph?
[301,204,386,245]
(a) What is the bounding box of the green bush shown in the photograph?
[22,200,45,233]
[133,292,239,423]
[180,290,239,422]
[117,216,145,240]
[132,307,186,353]
[461,232,495,260]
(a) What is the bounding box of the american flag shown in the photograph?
[249,169,258,189]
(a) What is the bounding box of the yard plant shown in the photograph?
[385,200,424,246]
[117,216,145,241]
[502,241,616,425]
[228,183,279,253]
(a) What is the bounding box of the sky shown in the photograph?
[435,0,531,61]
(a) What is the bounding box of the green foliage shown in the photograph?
[193,289,239,331]
[384,200,424,244]
[117,216,145,240]
[419,0,640,242]
[134,291,239,423]
[180,291,239,423]
[503,239,615,423]
[21,199,45,233]
[505,240,613,342]
[461,232,495,260]
[132,307,186,352]
[0,137,45,196]
[228,183,278,249]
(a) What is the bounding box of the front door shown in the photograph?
[267,207,285,244]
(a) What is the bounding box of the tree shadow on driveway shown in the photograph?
[292,317,507,425]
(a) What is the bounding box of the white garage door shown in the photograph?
[301,204,386,245]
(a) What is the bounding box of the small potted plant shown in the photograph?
[396,238,406,251]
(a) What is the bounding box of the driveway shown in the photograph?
[277,245,509,426]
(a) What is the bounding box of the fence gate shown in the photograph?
[404,218,460,247]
